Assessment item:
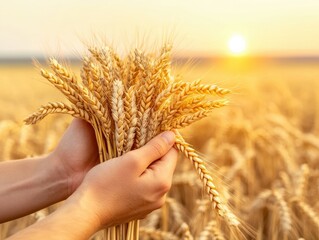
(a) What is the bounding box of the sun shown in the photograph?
[228,34,247,56]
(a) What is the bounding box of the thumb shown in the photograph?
[125,131,176,173]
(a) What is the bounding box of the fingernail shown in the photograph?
[161,131,175,145]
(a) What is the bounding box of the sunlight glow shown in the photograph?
[228,34,247,55]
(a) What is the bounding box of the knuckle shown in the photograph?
[143,185,167,205]
[153,172,172,194]
[146,179,171,202]
[156,180,172,194]
[153,197,166,210]
[123,151,140,170]
[149,140,167,157]
[143,193,157,204]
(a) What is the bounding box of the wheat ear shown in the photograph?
[161,100,229,130]
[176,222,194,240]
[123,86,138,153]
[40,69,85,108]
[273,190,292,236]
[154,44,173,95]
[174,131,239,226]
[44,63,109,133]
[111,80,125,155]
[136,57,157,147]
[49,58,77,84]
[80,56,93,90]
[198,220,225,240]
[295,164,310,200]
[293,199,319,230]
[149,80,204,138]
[89,46,112,100]
[24,102,90,125]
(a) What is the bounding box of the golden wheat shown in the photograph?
[23,44,234,240]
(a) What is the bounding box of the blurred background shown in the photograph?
[1,0,319,58]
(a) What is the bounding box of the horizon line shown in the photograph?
[1,55,319,65]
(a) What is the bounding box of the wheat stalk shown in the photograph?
[273,190,292,237]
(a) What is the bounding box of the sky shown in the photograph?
[1,0,319,57]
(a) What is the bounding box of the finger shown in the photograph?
[139,148,178,200]
[145,147,178,181]
[123,131,176,173]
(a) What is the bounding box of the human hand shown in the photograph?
[51,119,99,196]
[64,131,178,230]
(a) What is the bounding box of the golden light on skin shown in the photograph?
[228,34,247,55]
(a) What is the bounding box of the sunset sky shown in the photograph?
[1,0,319,57]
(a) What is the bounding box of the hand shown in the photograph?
[64,131,178,230]
[51,119,100,195]
[4,130,177,239]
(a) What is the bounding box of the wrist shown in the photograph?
[46,152,70,200]
[50,149,94,197]
[64,190,103,233]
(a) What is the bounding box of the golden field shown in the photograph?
[0,59,319,239]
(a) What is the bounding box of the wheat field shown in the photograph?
[0,58,319,239]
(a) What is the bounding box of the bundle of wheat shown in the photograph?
[25,43,238,239]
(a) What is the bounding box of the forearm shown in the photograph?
[0,154,69,222]
[6,200,100,240]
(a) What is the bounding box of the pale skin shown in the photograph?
[0,119,178,239]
